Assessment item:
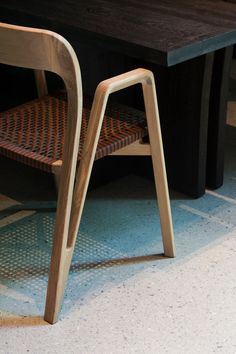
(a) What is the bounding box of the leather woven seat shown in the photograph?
[0,94,147,172]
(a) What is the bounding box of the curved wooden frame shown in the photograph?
[0,22,175,324]
[46,68,175,324]
[0,21,83,322]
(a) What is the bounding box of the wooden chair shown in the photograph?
[0,22,175,324]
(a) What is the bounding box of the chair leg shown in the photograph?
[44,164,91,324]
[44,137,99,323]
[44,87,108,324]
[151,145,175,257]
[53,170,61,192]
[34,69,48,97]
[142,76,175,257]
[44,240,73,324]
[44,69,175,323]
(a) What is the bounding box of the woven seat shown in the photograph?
[0,94,147,172]
[0,22,175,324]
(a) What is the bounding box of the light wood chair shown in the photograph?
[0,22,175,324]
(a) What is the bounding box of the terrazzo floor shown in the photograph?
[0,95,236,353]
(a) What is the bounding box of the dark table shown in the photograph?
[1,0,236,197]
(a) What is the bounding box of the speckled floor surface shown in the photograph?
[0,108,236,352]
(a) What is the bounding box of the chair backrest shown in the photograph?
[0,22,82,96]
[0,22,83,242]
[0,22,83,143]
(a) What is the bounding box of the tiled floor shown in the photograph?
[0,69,236,353]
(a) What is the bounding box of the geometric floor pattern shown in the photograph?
[0,125,236,353]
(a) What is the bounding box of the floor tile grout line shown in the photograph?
[205,189,236,205]
[179,204,234,228]
[0,210,36,228]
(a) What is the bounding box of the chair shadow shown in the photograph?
[71,253,167,271]
[0,253,168,326]
[0,316,49,328]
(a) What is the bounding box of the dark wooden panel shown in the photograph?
[207,46,234,188]
[153,45,234,195]
[113,53,214,197]
[1,0,236,66]
[152,54,215,197]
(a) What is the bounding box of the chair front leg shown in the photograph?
[44,68,175,324]
[44,90,109,324]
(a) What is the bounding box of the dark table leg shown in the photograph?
[127,53,214,197]
[158,54,214,197]
[206,46,233,189]
[80,48,232,198]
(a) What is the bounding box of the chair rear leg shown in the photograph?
[34,69,48,97]
[151,142,175,257]
[142,76,175,257]
[54,170,61,192]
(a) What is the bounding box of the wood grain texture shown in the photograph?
[0,0,236,66]
[0,22,83,324]
[67,68,175,257]
[0,23,175,324]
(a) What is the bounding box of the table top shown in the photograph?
[1,0,236,66]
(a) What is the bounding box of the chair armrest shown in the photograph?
[81,68,156,165]
[69,68,157,243]
[95,67,154,97]
[87,68,156,141]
